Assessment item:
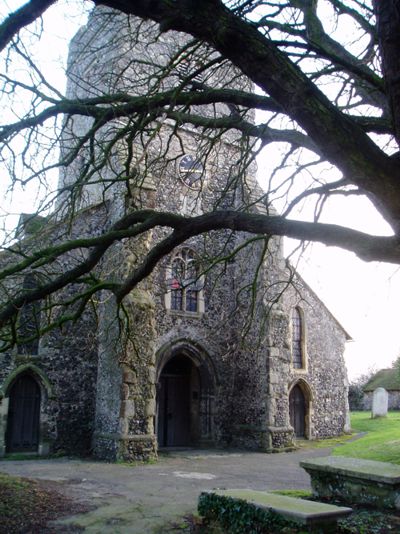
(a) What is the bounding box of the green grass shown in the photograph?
[297,433,355,449]
[333,411,400,464]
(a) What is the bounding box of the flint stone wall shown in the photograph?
[0,205,107,456]
[283,274,349,439]
[0,7,350,461]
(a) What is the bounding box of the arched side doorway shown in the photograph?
[5,373,41,453]
[289,381,312,439]
[156,342,217,448]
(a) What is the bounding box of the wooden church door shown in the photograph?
[6,374,41,453]
[157,356,192,447]
[289,385,306,438]
[158,375,190,446]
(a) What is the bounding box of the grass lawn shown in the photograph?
[333,410,400,464]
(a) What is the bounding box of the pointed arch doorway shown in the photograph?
[289,384,307,438]
[156,343,216,448]
[6,373,41,453]
[157,355,196,447]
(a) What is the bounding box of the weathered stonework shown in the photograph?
[0,7,350,461]
[301,456,400,510]
[0,205,107,456]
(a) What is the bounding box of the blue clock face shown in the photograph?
[179,155,204,189]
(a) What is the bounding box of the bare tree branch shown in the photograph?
[1,208,399,333]
[1,0,400,344]
[95,0,400,231]
[0,0,55,52]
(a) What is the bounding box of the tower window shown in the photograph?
[166,249,203,313]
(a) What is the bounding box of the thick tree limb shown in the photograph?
[166,110,320,153]
[2,0,400,342]
[95,0,400,233]
[296,0,385,110]
[329,0,375,36]
[374,0,400,145]
[115,210,400,302]
[0,87,282,142]
[0,0,55,52]
[260,9,384,104]
[2,209,400,329]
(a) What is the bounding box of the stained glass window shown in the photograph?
[169,249,200,312]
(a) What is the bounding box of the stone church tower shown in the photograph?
[0,7,350,460]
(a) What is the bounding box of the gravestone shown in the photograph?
[372,387,388,418]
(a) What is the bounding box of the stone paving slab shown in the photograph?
[300,455,400,483]
[209,489,352,525]
[0,447,332,533]
[300,455,400,510]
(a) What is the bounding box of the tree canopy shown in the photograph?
[0,0,399,345]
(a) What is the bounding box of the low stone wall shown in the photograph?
[363,391,400,411]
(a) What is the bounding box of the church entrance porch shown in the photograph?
[157,355,198,447]
[156,341,216,449]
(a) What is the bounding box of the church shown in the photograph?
[0,7,350,462]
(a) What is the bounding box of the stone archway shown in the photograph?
[0,365,54,457]
[156,341,217,448]
[5,373,41,453]
[289,380,312,439]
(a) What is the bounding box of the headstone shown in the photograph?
[372,387,388,418]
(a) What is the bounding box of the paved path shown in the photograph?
[0,447,332,533]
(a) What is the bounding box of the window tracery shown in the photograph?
[166,248,204,314]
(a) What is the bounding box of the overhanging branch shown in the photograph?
[2,209,399,329]
[0,0,55,52]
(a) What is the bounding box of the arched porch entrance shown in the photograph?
[5,373,41,453]
[156,342,216,448]
[289,380,312,439]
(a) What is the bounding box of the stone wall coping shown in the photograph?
[210,489,352,525]
[300,456,400,484]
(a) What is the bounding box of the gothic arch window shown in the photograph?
[165,249,204,314]
[175,57,206,88]
[291,307,305,369]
